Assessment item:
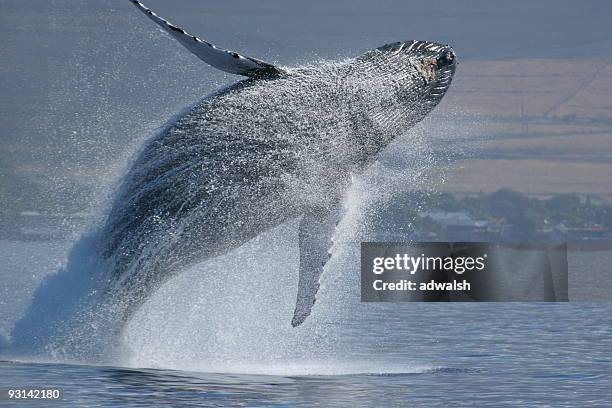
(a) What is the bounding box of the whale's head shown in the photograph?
[353,40,456,122]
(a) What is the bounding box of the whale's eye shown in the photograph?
[436,51,455,68]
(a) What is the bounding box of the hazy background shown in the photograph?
[1,0,612,221]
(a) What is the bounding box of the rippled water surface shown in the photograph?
[2,301,612,407]
[2,241,612,407]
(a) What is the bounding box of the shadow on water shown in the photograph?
[0,359,475,406]
[90,363,474,406]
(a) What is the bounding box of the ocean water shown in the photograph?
[1,308,611,408]
[1,238,612,407]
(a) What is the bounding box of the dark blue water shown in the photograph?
[0,346,607,407]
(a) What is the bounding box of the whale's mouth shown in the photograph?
[414,48,455,80]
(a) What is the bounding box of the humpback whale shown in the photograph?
[105,0,457,327]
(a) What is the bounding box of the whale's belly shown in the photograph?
[101,97,304,297]
[99,73,360,308]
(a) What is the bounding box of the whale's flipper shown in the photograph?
[292,204,343,327]
[130,1,282,78]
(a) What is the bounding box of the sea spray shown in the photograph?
[117,137,443,372]
[8,233,116,362]
[4,110,476,369]
[94,47,456,330]
[4,50,466,368]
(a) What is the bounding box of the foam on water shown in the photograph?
[155,361,437,377]
[115,184,432,375]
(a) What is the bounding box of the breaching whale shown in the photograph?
[105,0,457,327]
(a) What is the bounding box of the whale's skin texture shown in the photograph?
[101,40,456,324]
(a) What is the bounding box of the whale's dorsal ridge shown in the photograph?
[130,1,282,78]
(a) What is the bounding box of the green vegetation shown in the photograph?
[419,189,612,231]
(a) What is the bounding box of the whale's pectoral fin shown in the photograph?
[130,1,282,78]
[292,203,344,327]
